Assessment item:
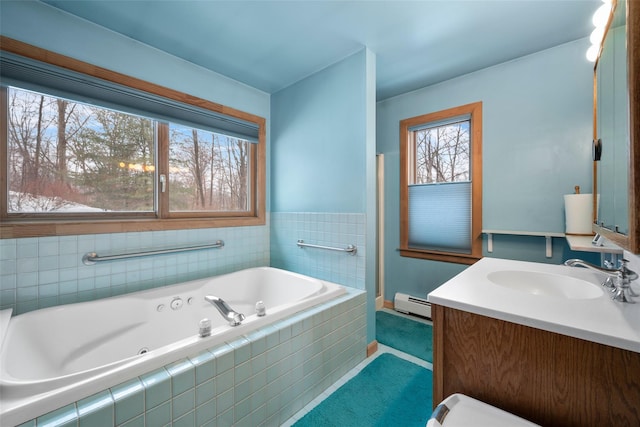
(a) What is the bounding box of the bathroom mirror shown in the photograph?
[593,0,640,253]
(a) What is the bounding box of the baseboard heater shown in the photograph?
[394,292,431,319]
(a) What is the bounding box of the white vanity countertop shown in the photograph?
[428,257,640,353]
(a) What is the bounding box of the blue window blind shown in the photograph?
[408,181,471,253]
[0,52,259,142]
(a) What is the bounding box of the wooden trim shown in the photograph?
[470,102,483,258]
[399,117,410,248]
[255,117,267,225]
[399,249,480,265]
[0,37,267,239]
[157,123,170,219]
[593,0,640,253]
[399,101,483,263]
[383,299,394,309]
[366,340,378,357]
[628,0,640,253]
[0,36,262,125]
[593,59,598,225]
[0,216,265,239]
[0,87,7,220]
[431,304,445,407]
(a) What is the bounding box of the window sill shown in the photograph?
[399,248,481,265]
[0,215,266,239]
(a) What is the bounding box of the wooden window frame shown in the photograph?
[0,37,266,239]
[399,102,482,264]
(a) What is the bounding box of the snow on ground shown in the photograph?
[8,191,107,213]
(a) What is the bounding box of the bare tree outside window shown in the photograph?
[2,40,265,239]
[414,120,470,184]
[6,87,251,215]
[400,102,482,264]
[7,87,155,213]
[169,123,249,212]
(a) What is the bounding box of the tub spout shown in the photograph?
[204,296,246,326]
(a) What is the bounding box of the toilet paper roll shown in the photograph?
[564,194,594,235]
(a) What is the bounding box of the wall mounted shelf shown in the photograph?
[565,235,623,255]
[482,230,625,258]
[482,230,565,258]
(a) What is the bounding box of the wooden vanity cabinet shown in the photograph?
[432,304,640,427]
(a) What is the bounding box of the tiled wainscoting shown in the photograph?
[0,224,269,315]
[270,212,365,290]
[17,289,366,427]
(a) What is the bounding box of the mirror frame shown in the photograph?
[593,0,640,253]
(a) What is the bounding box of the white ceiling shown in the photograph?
[42,0,600,100]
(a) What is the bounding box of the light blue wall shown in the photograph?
[270,49,377,342]
[0,1,269,120]
[0,1,272,314]
[377,38,598,300]
[270,51,367,213]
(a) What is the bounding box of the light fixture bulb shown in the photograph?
[590,26,605,45]
[592,3,612,28]
[586,44,600,62]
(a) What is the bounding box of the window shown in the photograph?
[0,37,265,238]
[399,102,482,264]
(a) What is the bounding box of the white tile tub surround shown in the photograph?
[0,223,270,315]
[270,212,366,289]
[15,289,366,427]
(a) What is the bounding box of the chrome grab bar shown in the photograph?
[82,240,224,265]
[296,239,357,255]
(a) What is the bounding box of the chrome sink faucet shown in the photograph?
[564,258,639,303]
[205,295,246,326]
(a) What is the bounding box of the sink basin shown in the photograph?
[487,270,605,299]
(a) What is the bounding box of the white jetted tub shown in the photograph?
[0,267,345,425]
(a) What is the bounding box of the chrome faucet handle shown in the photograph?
[611,281,636,303]
[610,266,636,303]
[619,259,640,297]
[618,259,638,282]
[602,276,616,291]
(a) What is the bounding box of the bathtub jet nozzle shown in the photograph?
[204,295,246,326]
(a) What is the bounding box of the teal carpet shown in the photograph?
[376,310,433,362]
[293,353,433,427]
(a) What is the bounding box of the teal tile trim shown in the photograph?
[28,289,365,427]
[111,378,144,425]
[36,403,78,427]
[166,359,195,396]
[77,390,114,427]
[139,368,171,410]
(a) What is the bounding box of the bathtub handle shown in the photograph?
[82,240,225,265]
[296,240,357,255]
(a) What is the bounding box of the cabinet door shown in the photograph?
[432,305,640,427]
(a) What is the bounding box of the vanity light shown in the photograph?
[586,44,600,62]
[593,3,612,28]
[586,1,613,62]
[590,26,605,45]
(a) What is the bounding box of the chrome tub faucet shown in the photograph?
[205,295,246,326]
[565,258,639,303]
